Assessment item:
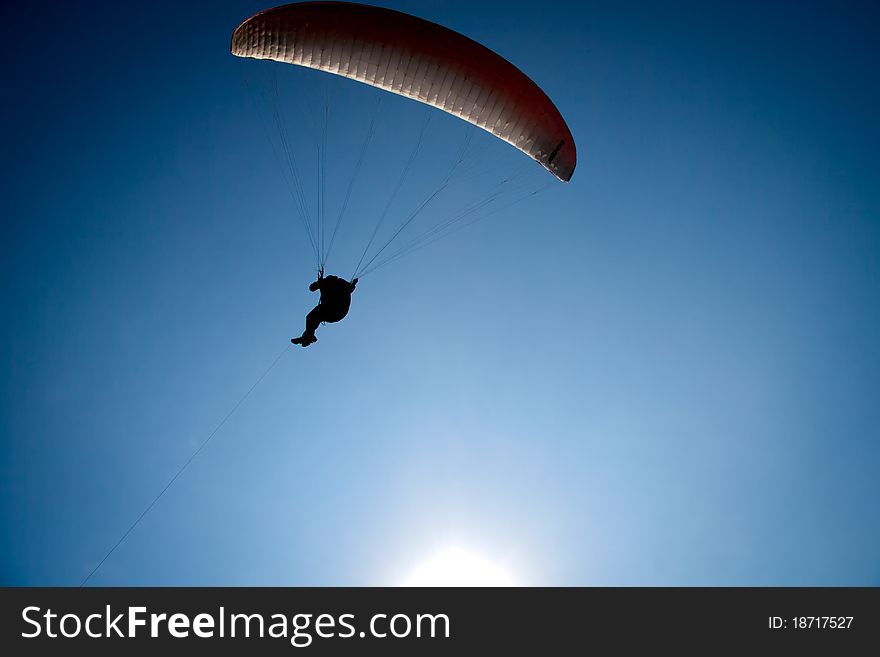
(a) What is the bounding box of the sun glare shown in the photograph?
[401,546,517,587]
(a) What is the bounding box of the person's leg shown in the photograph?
[292,305,324,345]
[304,305,323,339]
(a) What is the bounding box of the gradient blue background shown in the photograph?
[2,0,878,585]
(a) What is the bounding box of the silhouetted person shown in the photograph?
[291,273,358,347]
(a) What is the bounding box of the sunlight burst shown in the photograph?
[402,546,517,586]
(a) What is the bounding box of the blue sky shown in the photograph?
[2,0,878,585]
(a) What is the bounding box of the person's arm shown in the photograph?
[309,275,323,292]
[349,278,358,293]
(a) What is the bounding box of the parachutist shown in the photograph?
[291,274,358,347]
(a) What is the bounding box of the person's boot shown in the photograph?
[293,333,316,347]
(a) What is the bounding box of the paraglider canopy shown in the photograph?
[230,1,576,182]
